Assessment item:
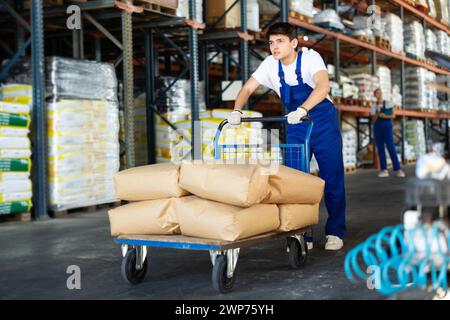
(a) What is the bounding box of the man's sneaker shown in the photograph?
[378,170,389,178]
[394,169,406,178]
[325,235,344,250]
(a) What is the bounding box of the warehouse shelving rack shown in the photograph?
[1,0,450,219]
[0,0,206,219]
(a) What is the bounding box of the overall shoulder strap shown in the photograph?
[295,51,303,83]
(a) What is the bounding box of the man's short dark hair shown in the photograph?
[267,22,298,40]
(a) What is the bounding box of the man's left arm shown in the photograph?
[300,70,330,112]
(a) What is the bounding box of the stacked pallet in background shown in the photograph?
[383,13,404,54]
[206,0,260,31]
[154,108,267,162]
[46,57,120,212]
[176,0,203,22]
[348,73,379,104]
[435,30,450,57]
[0,85,33,218]
[258,0,314,19]
[404,67,437,111]
[404,21,426,59]
[434,0,449,26]
[425,29,438,52]
[377,65,392,102]
[341,116,357,171]
[405,120,426,161]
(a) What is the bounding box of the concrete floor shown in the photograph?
[0,165,433,300]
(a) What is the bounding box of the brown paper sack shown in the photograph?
[264,165,325,204]
[108,198,180,237]
[114,163,189,201]
[278,203,320,232]
[174,196,280,241]
[179,160,270,207]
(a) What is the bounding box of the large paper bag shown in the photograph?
[108,198,180,237]
[278,203,320,232]
[114,163,189,201]
[179,160,270,207]
[264,165,324,204]
[174,196,280,241]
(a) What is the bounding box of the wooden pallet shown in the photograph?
[352,35,375,45]
[375,36,391,51]
[0,212,31,224]
[50,201,121,218]
[340,97,360,106]
[134,0,177,16]
[288,11,313,24]
[358,99,371,108]
[344,166,356,174]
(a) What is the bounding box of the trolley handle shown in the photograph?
[214,115,313,147]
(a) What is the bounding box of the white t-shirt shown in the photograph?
[371,101,393,116]
[252,48,330,101]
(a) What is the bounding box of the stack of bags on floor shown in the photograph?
[46,57,120,210]
[0,85,33,216]
[109,162,324,241]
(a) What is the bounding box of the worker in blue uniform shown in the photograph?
[227,23,346,250]
[371,88,405,178]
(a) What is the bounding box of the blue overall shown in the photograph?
[279,52,346,239]
[374,111,401,171]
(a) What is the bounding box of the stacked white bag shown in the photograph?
[46,57,120,210]
[0,85,33,216]
[383,13,404,53]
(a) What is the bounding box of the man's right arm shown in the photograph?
[233,76,261,111]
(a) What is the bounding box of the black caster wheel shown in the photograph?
[287,236,308,269]
[121,248,148,284]
[212,255,235,293]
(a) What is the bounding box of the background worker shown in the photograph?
[227,22,346,251]
[371,88,405,178]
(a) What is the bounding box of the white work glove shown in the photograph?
[227,110,243,125]
[286,107,307,125]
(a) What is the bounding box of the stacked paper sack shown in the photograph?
[405,120,426,160]
[258,0,313,18]
[0,85,33,216]
[349,74,379,101]
[109,162,324,241]
[341,116,357,168]
[46,57,120,210]
[404,67,438,111]
[383,13,404,54]
[404,21,426,59]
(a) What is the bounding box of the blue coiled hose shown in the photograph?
[344,223,450,295]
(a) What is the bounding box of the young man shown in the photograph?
[227,22,346,250]
[371,88,405,178]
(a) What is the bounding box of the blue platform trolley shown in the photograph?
[115,116,314,293]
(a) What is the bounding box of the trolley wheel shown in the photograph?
[287,236,308,269]
[121,248,148,285]
[212,255,235,293]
